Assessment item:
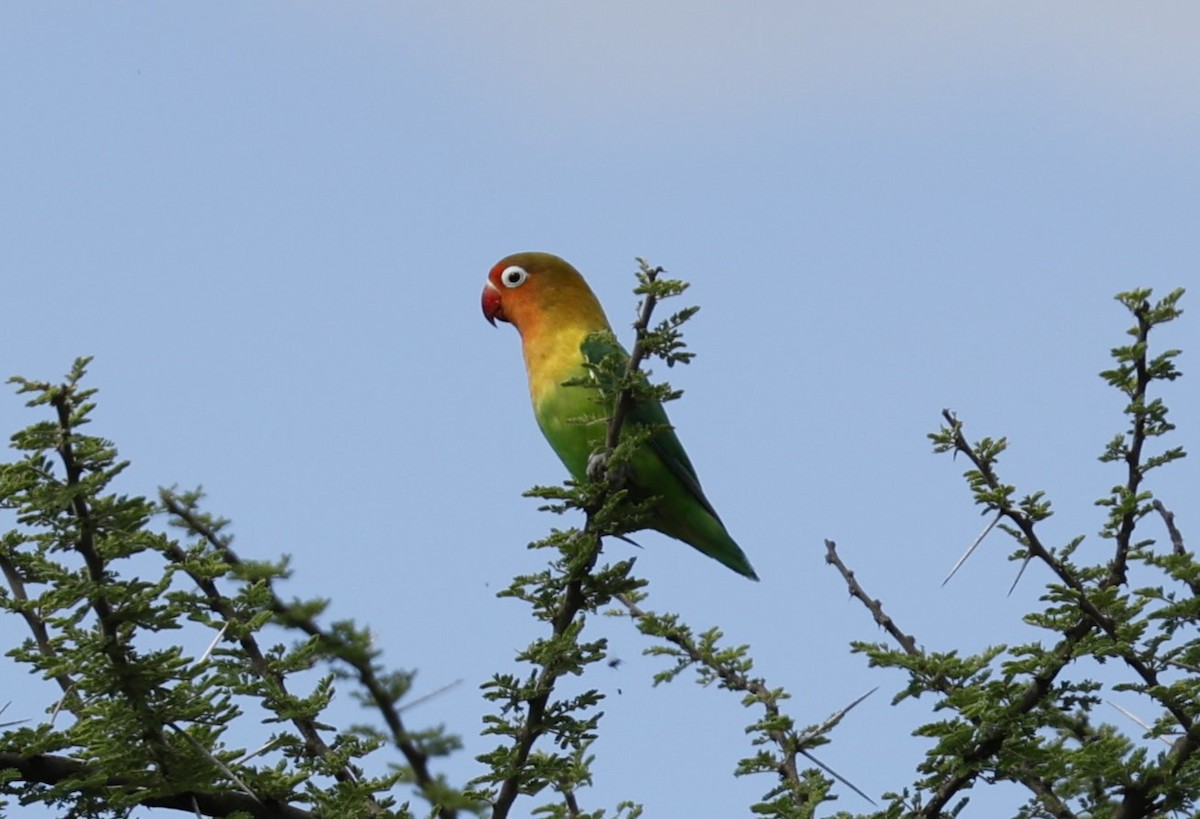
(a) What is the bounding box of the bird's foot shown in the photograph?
[588,450,633,488]
[586,451,609,482]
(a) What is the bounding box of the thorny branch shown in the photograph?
[50,388,176,776]
[2,366,461,817]
[939,410,1196,741]
[489,555,600,819]
[162,495,445,818]
[156,509,376,813]
[0,553,76,695]
[1153,499,1198,598]
[617,592,875,804]
[824,540,918,657]
[603,262,665,457]
[825,292,1195,818]
[0,751,315,819]
[827,536,1091,819]
[489,265,672,819]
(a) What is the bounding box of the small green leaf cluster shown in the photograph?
[0,359,468,818]
[629,259,700,371]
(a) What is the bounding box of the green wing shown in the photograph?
[579,333,756,579]
[578,334,704,493]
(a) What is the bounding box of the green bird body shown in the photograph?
[483,252,757,580]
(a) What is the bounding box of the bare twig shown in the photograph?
[1152,500,1186,556]
[1152,500,1198,598]
[563,788,582,818]
[825,541,919,656]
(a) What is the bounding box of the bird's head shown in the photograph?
[482,251,609,335]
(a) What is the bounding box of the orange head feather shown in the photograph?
[482,252,611,342]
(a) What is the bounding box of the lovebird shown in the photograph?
[481,251,758,580]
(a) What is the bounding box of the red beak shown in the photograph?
[482,282,504,326]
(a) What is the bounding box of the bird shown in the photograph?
[481,251,757,580]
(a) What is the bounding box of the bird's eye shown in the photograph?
[500,265,528,288]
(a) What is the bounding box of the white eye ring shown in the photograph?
[500,265,528,288]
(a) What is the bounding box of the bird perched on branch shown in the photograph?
[481,251,757,580]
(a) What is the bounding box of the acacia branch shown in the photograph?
[931,408,1180,815]
[617,595,796,782]
[50,388,175,774]
[1153,500,1187,558]
[0,553,76,695]
[825,540,918,656]
[603,262,663,456]
[896,348,1193,819]
[942,412,1196,736]
[1152,500,1198,596]
[161,496,408,817]
[617,590,876,805]
[163,538,367,799]
[490,533,601,819]
[1110,302,1154,586]
[0,751,314,819]
[827,537,1086,819]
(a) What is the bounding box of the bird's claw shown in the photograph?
[588,451,634,488]
[586,451,609,482]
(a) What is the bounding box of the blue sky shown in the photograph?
[2,4,1198,816]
